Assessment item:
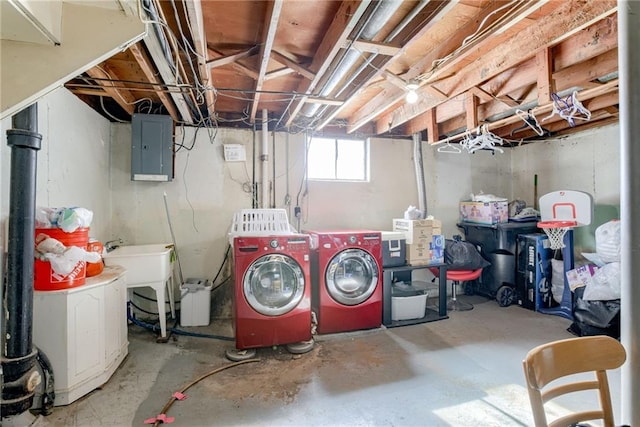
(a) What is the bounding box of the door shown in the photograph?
[325,248,379,305]
[243,254,305,316]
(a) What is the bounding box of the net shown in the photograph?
[538,220,577,250]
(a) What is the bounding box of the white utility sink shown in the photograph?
[103,243,175,339]
[103,243,173,285]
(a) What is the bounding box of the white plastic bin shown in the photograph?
[180,278,212,326]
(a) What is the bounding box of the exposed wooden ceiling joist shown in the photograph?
[271,50,315,81]
[346,0,555,134]
[249,0,283,122]
[85,66,136,115]
[128,43,180,121]
[382,0,617,136]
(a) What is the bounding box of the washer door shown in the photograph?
[244,254,306,316]
[325,248,379,306]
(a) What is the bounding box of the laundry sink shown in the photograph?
[103,243,173,285]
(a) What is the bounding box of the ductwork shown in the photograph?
[300,0,404,118]
[413,132,428,217]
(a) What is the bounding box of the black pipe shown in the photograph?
[1,103,42,417]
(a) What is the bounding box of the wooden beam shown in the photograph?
[537,48,553,105]
[208,48,259,79]
[66,87,108,97]
[345,39,402,56]
[348,0,555,134]
[377,0,617,135]
[206,46,259,69]
[249,0,283,122]
[129,43,180,122]
[264,67,296,81]
[271,50,315,80]
[184,0,215,117]
[469,86,495,103]
[424,109,439,144]
[85,65,136,114]
[465,93,478,130]
[283,0,372,127]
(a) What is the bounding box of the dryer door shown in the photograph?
[244,254,306,316]
[325,248,379,306]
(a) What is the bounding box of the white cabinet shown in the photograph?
[33,266,128,406]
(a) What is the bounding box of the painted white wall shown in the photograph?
[511,124,620,254]
[1,87,112,241]
[108,125,513,283]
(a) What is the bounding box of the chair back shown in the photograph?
[522,335,626,427]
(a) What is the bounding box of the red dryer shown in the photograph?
[232,235,312,350]
[306,230,382,334]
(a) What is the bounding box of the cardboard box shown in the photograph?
[459,200,508,225]
[406,235,445,265]
[565,264,598,291]
[393,218,442,244]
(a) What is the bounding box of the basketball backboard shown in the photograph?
[539,190,593,226]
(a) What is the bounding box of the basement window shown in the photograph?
[307,137,369,181]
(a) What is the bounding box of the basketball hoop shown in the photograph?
[537,220,577,249]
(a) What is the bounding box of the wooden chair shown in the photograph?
[522,335,626,427]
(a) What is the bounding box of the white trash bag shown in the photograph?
[595,220,620,263]
[583,262,621,301]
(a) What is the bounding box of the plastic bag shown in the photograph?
[595,220,620,263]
[58,207,94,232]
[404,205,424,220]
[550,259,565,304]
[444,238,490,270]
[569,287,620,339]
[43,247,101,276]
[35,234,66,254]
[582,262,621,301]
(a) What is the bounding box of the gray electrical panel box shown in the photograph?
[131,114,174,181]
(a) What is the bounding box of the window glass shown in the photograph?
[308,137,368,181]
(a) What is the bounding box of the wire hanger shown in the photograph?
[511,109,545,136]
[466,124,504,154]
[437,140,461,154]
[542,91,592,127]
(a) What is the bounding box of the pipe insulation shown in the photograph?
[300,0,404,118]
[413,132,428,217]
[261,109,269,208]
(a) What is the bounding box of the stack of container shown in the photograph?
[392,218,444,265]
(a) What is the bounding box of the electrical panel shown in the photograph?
[131,114,174,181]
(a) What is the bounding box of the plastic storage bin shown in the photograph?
[391,281,429,321]
[180,278,212,326]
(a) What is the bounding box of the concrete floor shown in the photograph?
[32,293,621,427]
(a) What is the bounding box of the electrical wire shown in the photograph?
[150,358,260,427]
[99,96,128,123]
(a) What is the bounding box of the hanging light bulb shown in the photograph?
[405,81,419,104]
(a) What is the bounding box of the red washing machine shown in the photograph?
[232,235,312,350]
[306,230,382,334]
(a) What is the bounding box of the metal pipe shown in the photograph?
[314,0,435,128]
[252,123,257,208]
[618,2,640,425]
[300,0,404,117]
[413,132,428,216]
[261,109,269,208]
[1,103,43,417]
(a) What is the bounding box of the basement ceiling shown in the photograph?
[65,0,619,145]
